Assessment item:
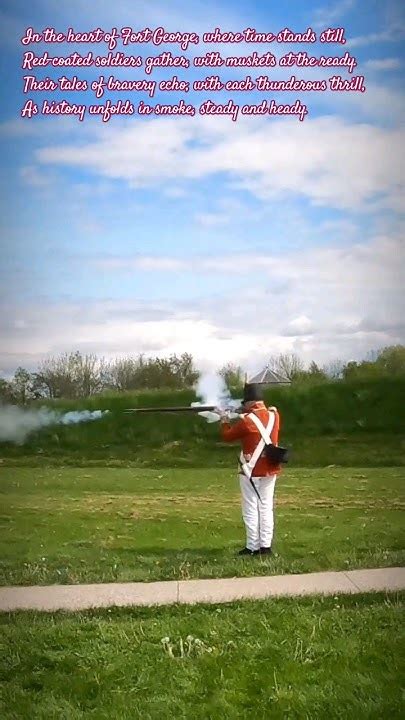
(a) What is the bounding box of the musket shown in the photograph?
[123,405,237,414]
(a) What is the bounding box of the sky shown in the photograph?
[0,0,404,377]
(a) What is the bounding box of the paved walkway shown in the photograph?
[1,567,404,612]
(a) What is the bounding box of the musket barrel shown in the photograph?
[123,405,217,414]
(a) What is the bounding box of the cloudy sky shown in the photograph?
[1,0,404,377]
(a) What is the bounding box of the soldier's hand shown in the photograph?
[218,410,229,423]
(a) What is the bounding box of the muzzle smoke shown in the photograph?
[0,405,109,444]
[194,372,231,408]
[192,371,241,423]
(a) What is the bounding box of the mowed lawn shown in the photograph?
[1,594,404,719]
[0,466,404,585]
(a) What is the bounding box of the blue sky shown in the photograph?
[0,0,404,376]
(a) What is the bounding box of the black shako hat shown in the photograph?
[243,383,264,403]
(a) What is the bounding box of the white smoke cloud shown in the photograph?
[192,370,242,423]
[194,371,231,408]
[0,405,109,444]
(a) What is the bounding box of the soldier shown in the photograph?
[220,383,282,556]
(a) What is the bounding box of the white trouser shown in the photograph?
[239,474,277,552]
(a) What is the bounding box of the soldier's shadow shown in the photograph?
[117,547,233,560]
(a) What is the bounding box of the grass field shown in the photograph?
[1,593,404,719]
[1,466,404,586]
[1,437,404,718]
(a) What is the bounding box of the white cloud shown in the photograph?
[94,231,404,284]
[195,212,231,227]
[20,165,52,188]
[312,0,355,30]
[364,58,401,71]
[0,117,92,138]
[35,116,405,211]
[104,256,186,272]
[163,186,188,198]
[347,25,405,48]
[36,0,244,35]
[2,232,403,375]
[330,81,405,128]
[286,315,314,335]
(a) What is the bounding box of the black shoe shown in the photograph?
[260,547,273,555]
[238,547,260,556]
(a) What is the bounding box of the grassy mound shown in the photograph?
[1,378,404,466]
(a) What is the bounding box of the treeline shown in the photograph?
[0,352,198,404]
[1,345,404,404]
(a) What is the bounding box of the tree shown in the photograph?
[74,352,107,396]
[106,357,141,392]
[323,359,344,380]
[105,353,199,392]
[341,346,405,381]
[308,361,328,379]
[219,363,244,388]
[11,367,34,405]
[171,353,199,388]
[267,353,305,381]
[37,353,78,399]
[36,351,106,399]
[30,372,50,399]
[286,360,329,386]
[139,353,199,390]
[375,345,405,376]
[0,377,15,403]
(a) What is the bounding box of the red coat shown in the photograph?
[221,401,281,477]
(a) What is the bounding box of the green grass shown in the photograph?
[2,431,405,467]
[1,467,404,586]
[1,593,404,719]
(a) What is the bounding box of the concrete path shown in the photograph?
[1,567,404,613]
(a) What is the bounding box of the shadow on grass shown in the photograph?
[116,546,280,569]
[116,547,245,559]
